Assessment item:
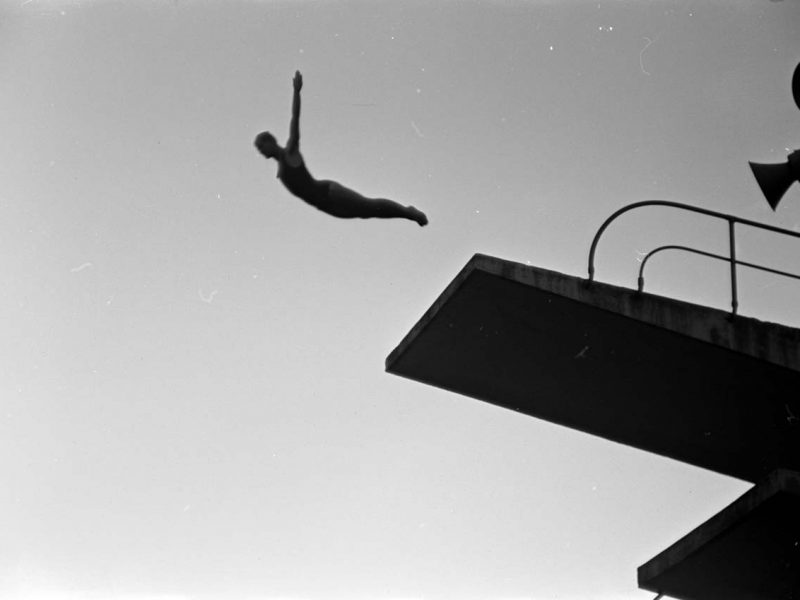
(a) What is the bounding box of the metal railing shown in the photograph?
[637,244,800,294]
[587,200,800,315]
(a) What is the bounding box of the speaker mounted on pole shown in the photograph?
[749,61,800,211]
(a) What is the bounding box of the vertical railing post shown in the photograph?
[729,219,738,316]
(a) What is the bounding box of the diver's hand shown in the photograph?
[293,71,303,91]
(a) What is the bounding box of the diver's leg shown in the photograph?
[327,181,428,225]
[371,198,428,225]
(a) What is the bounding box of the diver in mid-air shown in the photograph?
[254,71,428,226]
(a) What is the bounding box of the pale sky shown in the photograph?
[1,1,799,599]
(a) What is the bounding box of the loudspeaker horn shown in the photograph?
[793,61,800,111]
[749,149,800,211]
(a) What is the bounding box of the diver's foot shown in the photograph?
[409,206,428,226]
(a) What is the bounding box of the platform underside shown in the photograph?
[386,254,800,483]
[638,469,800,600]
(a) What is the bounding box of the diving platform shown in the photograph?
[638,468,800,600]
[385,253,800,483]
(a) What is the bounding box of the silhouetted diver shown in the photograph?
[255,71,428,226]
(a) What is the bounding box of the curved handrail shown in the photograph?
[637,244,800,293]
[587,200,800,315]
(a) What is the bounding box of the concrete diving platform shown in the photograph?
[638,468,800,600]
[386,254,800,483]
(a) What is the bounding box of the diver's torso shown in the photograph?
[278,154,328,205]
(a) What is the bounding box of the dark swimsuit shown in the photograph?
[277,155,331,208]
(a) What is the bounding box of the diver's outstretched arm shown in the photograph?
[287,71,302,154]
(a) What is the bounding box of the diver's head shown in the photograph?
[254,131,280,158]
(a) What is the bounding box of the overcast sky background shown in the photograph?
[1,1,799,599]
